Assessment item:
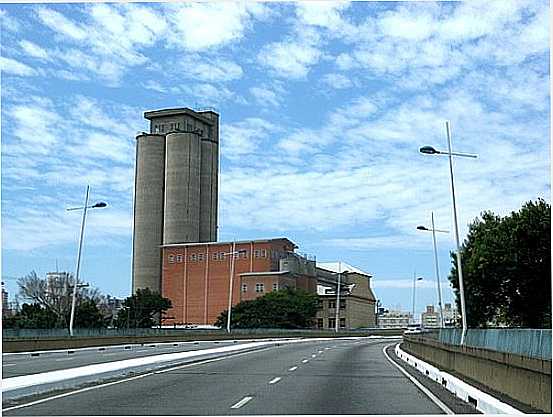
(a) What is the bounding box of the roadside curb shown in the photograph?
[395,343,524,414]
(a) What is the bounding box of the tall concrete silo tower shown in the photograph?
[132,108,219,294]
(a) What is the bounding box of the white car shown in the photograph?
[404,324,422,334]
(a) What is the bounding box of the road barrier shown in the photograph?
[2,328,404,352]
[402,334,551,413]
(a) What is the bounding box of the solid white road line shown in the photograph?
[3,364,17,367]
[288,366,298,371]
[268,377,281,384]
[2,347,274,413]
[382,344,454,415]
[135,350,149,353]
[230,396,253,409]
[54,358,75,362]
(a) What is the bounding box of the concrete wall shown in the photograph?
[402,335,552,413]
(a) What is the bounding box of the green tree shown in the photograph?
[449,199,551,328]
[116,288,172,328]
[214,287,319,329]
[74,299,108,328]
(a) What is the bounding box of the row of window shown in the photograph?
[318,300,346,309]
[241,283,280,293]
[168,249,284,264]
[152,122,212,137]
[317,318,346,328]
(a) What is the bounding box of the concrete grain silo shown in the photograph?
[132,133,166,293]
[163,132,201,244]
[131,108,219,294]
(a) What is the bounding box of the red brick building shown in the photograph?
[161,238,317,326]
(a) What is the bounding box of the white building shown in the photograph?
[377,310,412,328]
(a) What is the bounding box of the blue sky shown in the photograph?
[1,1,550,319]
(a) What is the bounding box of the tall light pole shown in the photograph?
[67,185,107,337]
[417,214,449,328]
[334,262,349,333]
[420,120,477,344]
[412,275,423,324]
[224,243,246,333]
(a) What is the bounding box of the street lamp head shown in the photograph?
[420,146,439,155]
[416,226,428,231]
[92,202,107,208]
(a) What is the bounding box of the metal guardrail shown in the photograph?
[424,328,552,360]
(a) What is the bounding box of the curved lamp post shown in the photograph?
[67,185,107,336]
[223,243,247,333]
[412,275,423,324]
[417,213,449,328]
[420,121,477,344]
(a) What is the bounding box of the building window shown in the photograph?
[190,254,197,261]
[254,250,261,258]
[255,283,264,293]
[272,283,278,291]
[328,318,336,329]
[242,284,247,293]
[317,299,323,309]
[340,300,346,309]
[176,122,181,130]
[176,254,183,263]
[168,255,175,263]
[317,318,324,329]
[154,125,159,133]
[340,318,346,328]
[161,124,165,133]
[240,250,248,259]
[212,253,218,261]
[328,300,336,309]
[198,253,204,261]
[187,122,192,131]
[219,252,225,260]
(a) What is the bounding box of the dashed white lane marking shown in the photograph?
[301,359,309,363]
[54,358,75,362]
[3,363,17,367]
[382,344,454,415]
[2,347,274,413]
[135,350,149,353]
[311,354,317,358]
[324,347,331,350]
[268,377,281,384]
[230,396,253,409]
[318,350,323,354]
[289,366,298,371]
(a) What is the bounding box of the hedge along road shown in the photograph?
[2,337,464,416]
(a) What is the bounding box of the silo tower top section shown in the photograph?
[144,107,219,141]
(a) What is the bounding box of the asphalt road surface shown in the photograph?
[2,340,255,377]
[1,337,476,415]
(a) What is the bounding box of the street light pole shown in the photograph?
[446,121,468,344]
[226,241,236,334]
[225,244,247,333]
[419,121,477,344]
[67,186,107,337]
[335,262,341,333]
[412,274,423,325]
[69,185,90,337]
[431,212,445,328]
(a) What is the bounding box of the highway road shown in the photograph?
[3,338,478,415]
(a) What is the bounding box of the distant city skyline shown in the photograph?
[1,1,549,318]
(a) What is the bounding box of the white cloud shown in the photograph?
[321,73,353,89]
[0,9,21,32]
[250,86,281,107]
[296,1,350,30]
[180,56,243,82]
[165,2,269,51]
[19,40,49,60]
[36,7,87,40]
[221,118,279,158]
[0,57,37,77]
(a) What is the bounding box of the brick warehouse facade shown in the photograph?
[161,238,317,325]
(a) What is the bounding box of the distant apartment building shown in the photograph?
[161,238,317,326]
[442,303,460,326]
[421,305,440,328]
[1,286,9,318]
[377,310,412,328]
[315,262,376,329]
